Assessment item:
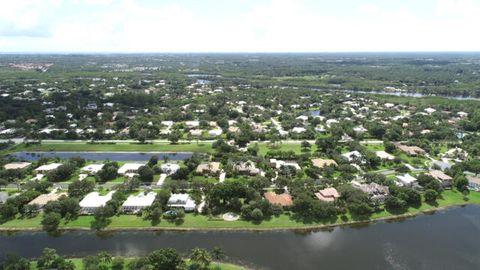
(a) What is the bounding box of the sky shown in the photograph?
[0,0,479,53]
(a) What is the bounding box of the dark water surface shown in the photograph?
[11,151,193,161]
[1,205,480,270]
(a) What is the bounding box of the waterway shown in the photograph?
[11,151,193,161]
[1,205,479,270]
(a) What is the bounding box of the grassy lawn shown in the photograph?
[257,142,316,155]
[2,190,479,231]
[365,144,385,152]
[10,142,213,153]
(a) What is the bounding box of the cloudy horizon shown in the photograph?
[1,0,479,53]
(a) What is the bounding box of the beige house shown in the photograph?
[311,158,337,168]
[394,143,426,156]
[195,162,221,175]
[315,187,341,202]
[28,191,67,209]
[4,162,31,170]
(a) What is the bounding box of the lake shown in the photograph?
[11,152,193,161]
[331,89,480,100]
[1,205,479,270]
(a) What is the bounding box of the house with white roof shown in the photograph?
[79,191,116,214]
[291,127,306,134]
[122,192,156,213]
[208,129,223,137]
[81,164,104,175]
[424,107,436,114]
[167,193,197,211]
[35,163,62,174]
[296,115,309,121]
[189,129,203,137]
[185,121,200,128]
[396,173,417,186]
[160,163,180,175]
[376,151,395,161]
[117,163,145,175]
[342,151,363,163]
[269,159,301,171]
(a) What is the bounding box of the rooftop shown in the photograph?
[79,191,116,208]
[264,191,293,207]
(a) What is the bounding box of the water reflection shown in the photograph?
[0,206,479,270]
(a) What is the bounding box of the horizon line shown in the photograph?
[1,51,480,55]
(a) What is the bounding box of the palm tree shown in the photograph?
[211,247,225,261]
[189,248,212,270]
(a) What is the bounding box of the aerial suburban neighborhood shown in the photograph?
[0,54,479,241]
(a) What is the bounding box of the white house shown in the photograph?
[296,115,309,121]
[396,173,417,186]
[208,129,223,137]
[342,151,363,162]
[79,191,116,214]
[185,121,200,128]
[122,192,156,213]
[424,107,436,114]
[189,129,203,137]
[117,163,145,175]
[269,159,301,171]
[161,163,180,175]
[167,194,197,211]
[376,151,395,161]
[81,164,104,175]
[291,127,306,134]
[35,163,62,174]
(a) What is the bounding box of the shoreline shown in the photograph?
[0,203,472,233]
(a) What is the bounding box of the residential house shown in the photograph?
[264,191,293,207]
[28,190,67,209]
[269,159,301,171]
[160,163,180,175]
[4,162,31,170]
[0,192,9,203]
[443,147,468,160]
[351,181,389,202]
[311,158,337,168]
[432,160,451,171]
[195,162,221,176]
[342,151,363,163]
[234,160,261,176]
[291,127,306,134]
[394,143,426,156]
[375,151,395,161]
[185,121,200,128]
[189,129,203,137]
[428,170,453,187]
[396,173,417,186]
[167,194,197,211]
[117,163,145,175]
[35,163,62,174]
[315,187,341,202]
[79,191,116,214]
[208,129,223,137]
[466,175,480,191]
[122,192,157,213]
[81,164,104,175]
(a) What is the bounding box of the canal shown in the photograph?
[10,151,193,161]
[1,205,479,269]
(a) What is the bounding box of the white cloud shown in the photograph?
[0,0,480,52]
